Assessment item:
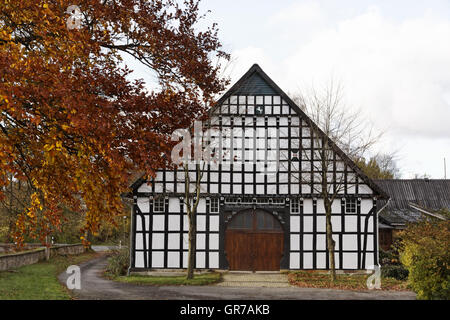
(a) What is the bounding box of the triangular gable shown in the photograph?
[211,64,389,199]
[232,72,277,95]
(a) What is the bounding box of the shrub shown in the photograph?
[106,247,130,277]
[381,265,409,280]
[399,220,450,300]
[379,249,401,266]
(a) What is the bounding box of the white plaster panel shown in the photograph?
[361,199,373,214]
[303,199,313,214]
[290,253,300,269]
[359,184,372,194]
[152,215,165,231]
[197,198,206,213]
[343,234,357,251]
[137,183,152,193]
[316,216,326,232]
[152,234,165,250]
[196,252,206,268]
[303,234,313,250]
[316,252,327,269]
[209,252,219,268]
[135,233,144,250]
[290,216,300,232]
[168,234,180,250]
[168,198,179,213]
[365,253,375,269]
[209,234,219,250]
[343,253,358,269]
[303,216,313,232]
[168,215,180,231]
[290,234,300,251]
[135,252,144,268]
[196,233,206,250]
[197,215,206,231]
[210,216,219,232]
[137,198,150,213]
[151,252,164,268]
[303,253,313,269]
[167,252,180,268]
[345,216,358,232]
[316,234,326,251]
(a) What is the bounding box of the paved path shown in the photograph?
[58,255,416,300]
[217,272,291,287]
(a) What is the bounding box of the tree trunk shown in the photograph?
[325,199,336,281]
[186,211,196,279]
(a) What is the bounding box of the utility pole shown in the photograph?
[445,157,447,179]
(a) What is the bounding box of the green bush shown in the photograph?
[381,265,409,280]
[106,247,130,277]
[399,220,450,300]
[380,249,401,266]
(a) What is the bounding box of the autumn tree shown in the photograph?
[355,153,401,180]
[0,0,229,246]
[291,81,382,281]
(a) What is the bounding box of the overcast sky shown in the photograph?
[130,0,450,178]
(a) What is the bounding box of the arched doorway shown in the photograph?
[225,209,284,271]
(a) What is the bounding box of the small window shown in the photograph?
[210,198,219,213]
[291,198,300,213]
[345,198,357,213]
[153,197,165,213]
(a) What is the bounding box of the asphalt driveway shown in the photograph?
[58,254,416,300]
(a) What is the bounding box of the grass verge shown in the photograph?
[0,251,99,300]
[288,271,409,291]
[108,272,222,286]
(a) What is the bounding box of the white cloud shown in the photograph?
[281,7,450,138]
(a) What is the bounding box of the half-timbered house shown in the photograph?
[129,64,388,272]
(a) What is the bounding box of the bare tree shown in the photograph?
[172,121,221,280]
[290,80,382,281]
[183,162,205,279]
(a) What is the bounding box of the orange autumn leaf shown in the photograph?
[0,0,229,246]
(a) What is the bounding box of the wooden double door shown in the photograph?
[225,209,284,271]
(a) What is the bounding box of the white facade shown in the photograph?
[131,65,383,271]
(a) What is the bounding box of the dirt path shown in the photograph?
[58,255,416,300]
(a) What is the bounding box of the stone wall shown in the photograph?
[0,244,85,271]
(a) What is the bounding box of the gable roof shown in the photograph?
[375,179,450,226]
[212,64,388,199]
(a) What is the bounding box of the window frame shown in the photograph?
[153,197,165,213]
[345,198,357,214]
[290,198,300,214]
[210,198,219,213]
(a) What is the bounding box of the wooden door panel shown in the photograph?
[225,231,252,270]
[252,232,284,271]
[226,230,284,271]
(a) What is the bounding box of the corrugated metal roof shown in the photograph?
[374,179,450,226]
